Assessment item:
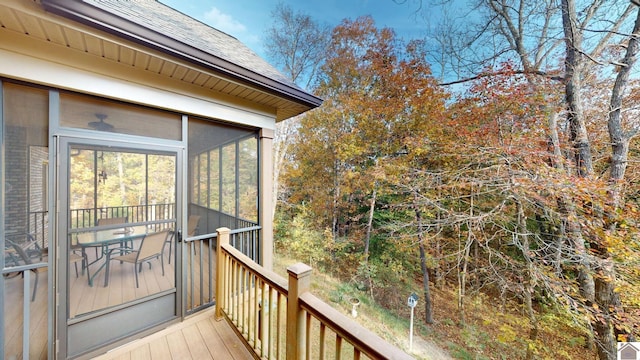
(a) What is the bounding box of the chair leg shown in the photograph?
[134,264,139,288]
[168,240,172,264]
[81,249,87,275]
[31,269,38,302]
[104,256,111,287]
[161,256,165,276]
[83,253,91,283]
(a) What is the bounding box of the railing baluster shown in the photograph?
[208,239,213,303]
[276,292,282,360]
[236,261,243,324]
[319,323,326,360]
[243,266,247,336]
[231,259,237,323]
[260,279,267,357]
[267,286,274,360]
[217,227,412,360]
[189,240,195,310]
[306,312,312,360]
[252,276,259,349]
[239,265,244,333]
[198,239,204,308]
[23,270,31,360]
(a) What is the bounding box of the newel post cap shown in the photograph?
[287,263,313,278]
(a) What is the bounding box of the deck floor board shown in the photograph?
[93,308,252,360]
[4,242,231,359]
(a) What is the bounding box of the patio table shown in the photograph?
[76,225,149,286]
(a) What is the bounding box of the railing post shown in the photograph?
[216,227,230,321]
[286,263,313,360]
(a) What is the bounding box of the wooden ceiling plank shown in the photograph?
[133,52,151,69]
[171,66,188,80]
[159,61,177,77]
[147,56,163,73]
[42,21,66,46]
[119,47,136,65]
[62,27,84,48]
[103,41,119,62]
[182,69,199,83]
[83,34,103,56]
[0,8,23,32]
[16,12,47,40]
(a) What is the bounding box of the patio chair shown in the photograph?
[97,217,128,227]
[97,216,132,250]
[165,230,176,264]
[104,230,170,287]
[71,233,91,280]
[6,239,41,301]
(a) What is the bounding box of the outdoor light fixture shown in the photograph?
[98,169,108,183]
[98,151,108,184]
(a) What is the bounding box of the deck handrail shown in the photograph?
[299,292,413,360]
[215,227,414,360]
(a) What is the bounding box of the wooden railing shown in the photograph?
[215,228,414,360]
[185,226,261,314]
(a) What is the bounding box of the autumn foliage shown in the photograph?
[275,9,640,360]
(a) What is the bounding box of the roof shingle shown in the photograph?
[87,0,296,89]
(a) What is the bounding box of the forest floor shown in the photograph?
[273,255,597,359]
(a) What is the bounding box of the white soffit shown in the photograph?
[0,0,309,123]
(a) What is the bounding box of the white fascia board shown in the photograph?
[0,48,276,130]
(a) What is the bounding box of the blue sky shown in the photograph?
[160,0,431,60]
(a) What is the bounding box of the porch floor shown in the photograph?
[92,307,253,360]
[4,239,221,359]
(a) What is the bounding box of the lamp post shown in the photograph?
[408,293,418,352]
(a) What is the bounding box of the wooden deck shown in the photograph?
[92,307,253,360]
[69,239,179,318]
[4,239,228,359]
[3,266,49,360]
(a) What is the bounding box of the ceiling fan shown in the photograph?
[88,113,114,132]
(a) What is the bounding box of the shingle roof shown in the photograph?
[41,0,322,112]
[88,0,295,88]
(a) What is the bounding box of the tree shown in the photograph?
[285,16,448,323]
[264,3,330,222]
[404,0,640,357]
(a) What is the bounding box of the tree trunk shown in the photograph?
[419,242,434,324]
[364,187,376,257]
[608,6,640,207]
[593,259,618,360]
[561,0,593,177]
[415,202,434,324]
[272,119,297,221]
[117,152,126,205]
[332,159,339,240]
[516,199,538,360]
[594,8,640,357]
[363,187,377,299]
[458,225,473,325]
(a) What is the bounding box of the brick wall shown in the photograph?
[5,125,28,238]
